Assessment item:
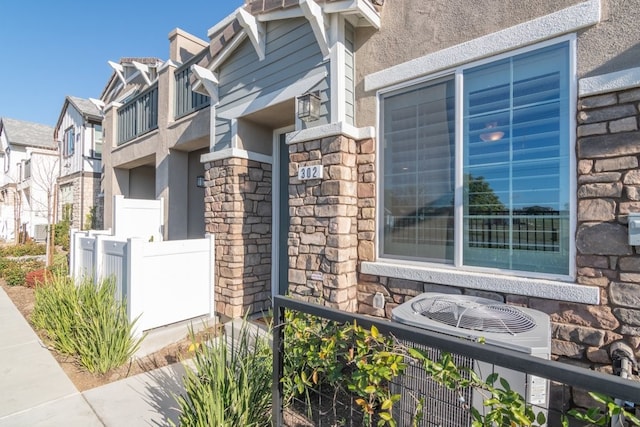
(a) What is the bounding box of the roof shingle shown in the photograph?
[0,117,56,150]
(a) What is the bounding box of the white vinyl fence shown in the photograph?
[68,197,214,336]
[112,195,164,241]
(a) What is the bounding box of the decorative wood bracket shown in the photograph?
[191,64,219,104]
[108,61,126,86]
[300,0,330,58]
[132,61,152,85]
[236,8,266,61]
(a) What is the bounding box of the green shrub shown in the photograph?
[54,222,70,250]
[0,242,46,257]
[31,275,143,374]
[283,311,405,426]
[173,321,272,427]
[31,274,79,354]
[2,261,26,286]
[48,252,69,276]
[84,206,97,230]
[74,279,142,374]
[0,256,46,287]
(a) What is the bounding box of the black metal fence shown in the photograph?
[272,296,639,426]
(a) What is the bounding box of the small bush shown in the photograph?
[2,261,26,286]
[24,268,53,288]
[54,222,70,250]
[0,242,46,257]
[32,274,78,354]
[173,321,272,427]
[31,275,143,374]
[48,252,69,276]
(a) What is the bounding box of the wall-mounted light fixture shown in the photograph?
[297,91,321,122]
[196,175,205,188]
[479,122,504,142]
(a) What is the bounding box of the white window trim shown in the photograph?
[361,260,599,304]
[372,36,595,304]
[364,0,600,92]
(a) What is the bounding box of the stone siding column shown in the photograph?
[204,157,272,319]
[568,87,640,362]
[288,135,358,312]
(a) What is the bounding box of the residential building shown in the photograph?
[100,29,213,240]
[192,0,640,367]
[54,96,103,231]
[0,117,57,241]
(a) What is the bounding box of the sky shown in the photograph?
[0,1,244,128]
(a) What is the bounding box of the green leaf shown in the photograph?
[378,411,392,421]
[371,325,379,338]
[381,399,393,410]
[486,372,499,385]
[364,385,377,394]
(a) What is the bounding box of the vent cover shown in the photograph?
[411,294,536,335]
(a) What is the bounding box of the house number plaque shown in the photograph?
[298,164,323,181]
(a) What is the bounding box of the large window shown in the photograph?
[92,124,103,158]
[380,41,571,276]
[63,127,75,157]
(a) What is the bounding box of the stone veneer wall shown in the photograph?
[355,85,640,368]
[203,157,272,319]
[572,86,640,360]
[58,173,102,230]
[287,136,359,312]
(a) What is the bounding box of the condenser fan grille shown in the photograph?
[411,295,536,335]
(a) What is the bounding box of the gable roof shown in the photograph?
[0,117,56,151]
[99,57,163,103]
[54,96,103,138]
[67,96,102,122]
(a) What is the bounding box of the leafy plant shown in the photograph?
[84,206,97,230]
[31,275,143,373]
[283,310,405,426]
[565,392,640,426]
[0,242,46,257]
[31,274,79,355]
[173,321,272,427]
[2,260,26,286]
[48,252,69,276]
[54,203,72,250]
[74,278,143,373]
[409,348,546,427]
[24,268,53,288]
[282,310,638,427]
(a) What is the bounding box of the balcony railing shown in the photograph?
[23,160,31,180]
[117,84,158,145]
[174,52,210,119]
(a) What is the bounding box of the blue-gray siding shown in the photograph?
[345,21,355,125]
[215,18,330,151]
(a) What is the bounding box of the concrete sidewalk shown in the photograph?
[0,287,186,427]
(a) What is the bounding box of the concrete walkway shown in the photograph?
[0,287,186,427]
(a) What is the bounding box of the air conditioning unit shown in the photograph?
[391,292,551,427]
[33,224,48,242]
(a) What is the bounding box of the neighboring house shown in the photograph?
[0,117,57,241]
[100,30,212,241]
[191,0,640,368]
[54,96,104,231]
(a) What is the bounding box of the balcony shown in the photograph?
[174,53,210,120]
[117,84,159,145]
